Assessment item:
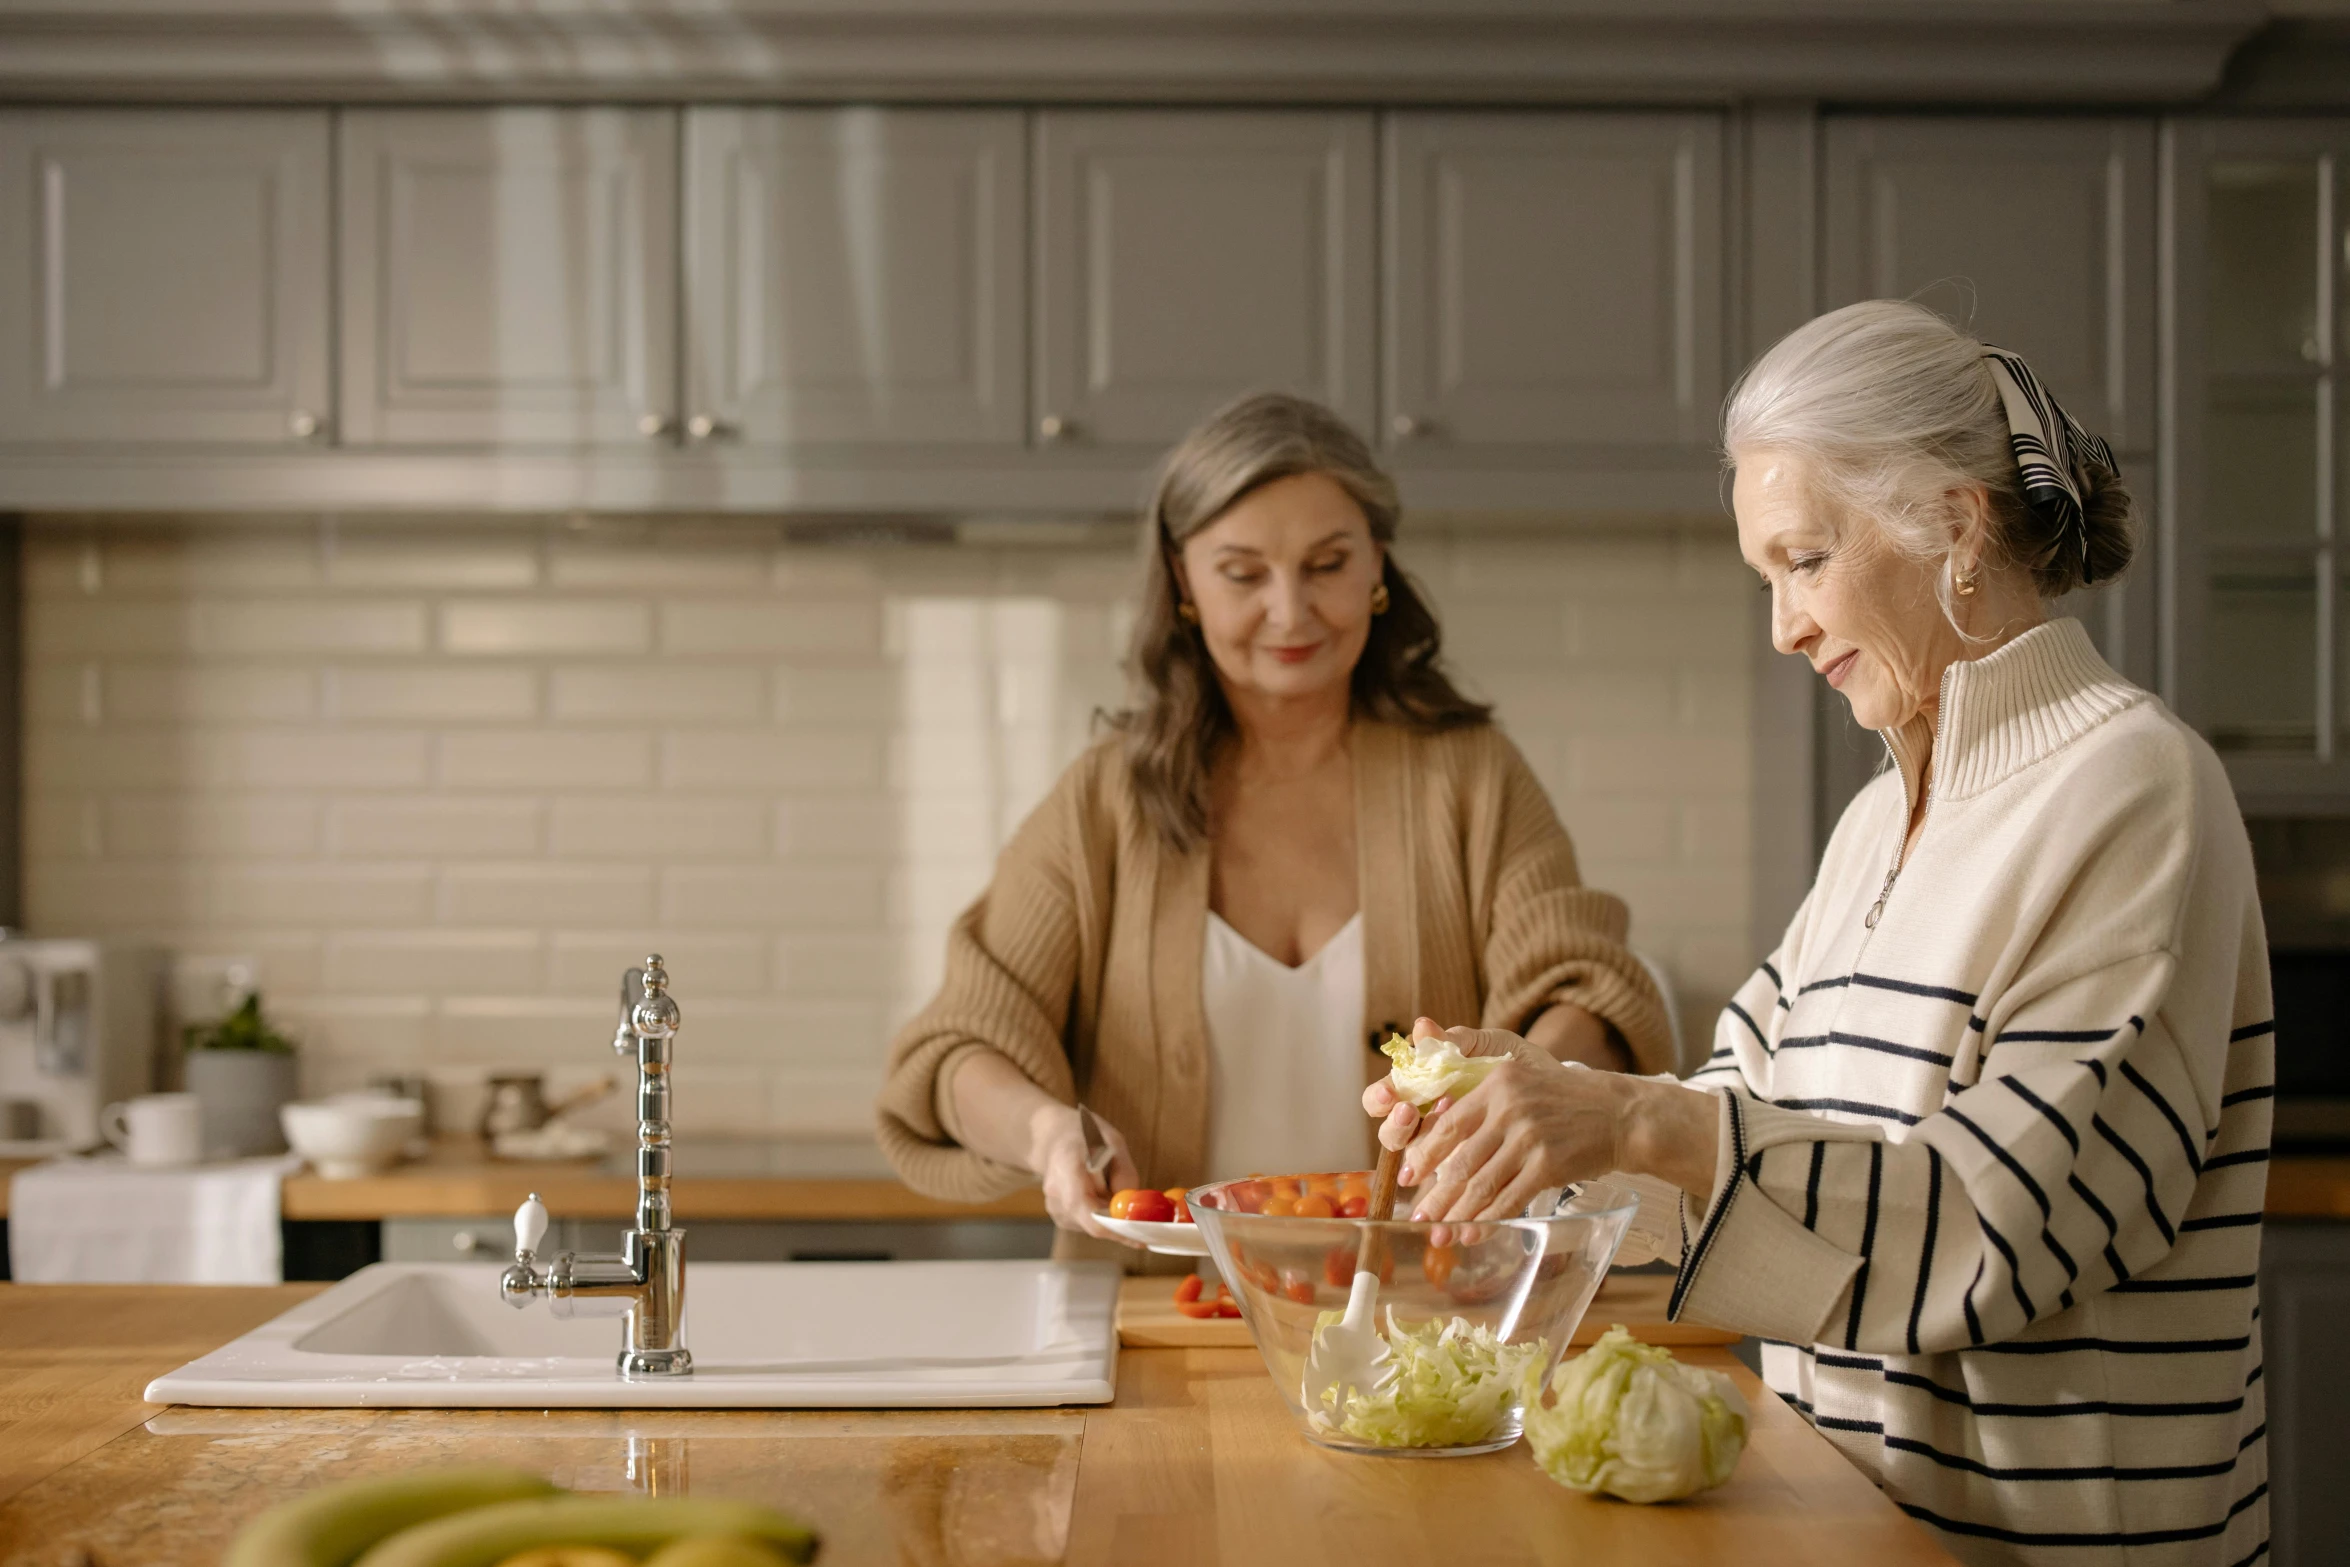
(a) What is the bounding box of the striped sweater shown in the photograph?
[1675,618,2272,1567]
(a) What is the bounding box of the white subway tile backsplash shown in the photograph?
[548,527,774,589]
[548,933,768,997]
[29,600,200,657]
[442,600,651,657]
[773,934,901,998]
[687,999,883,1065]
[156,929,329,1001]
[552,665,763,723]
[441,729,654,790]
[325,930,543,997]
[549,795,768,860]
[767,1070,890,1136]
[31,728,433,792]
[660,731,884,792]
[24,666,93,729]
[771,665,896,725]
[192,600,430,656]
[25,794,101,859]
[1562,730,1749,798]
[23,518,1757,1139]
[107,796,325,858]
[330,798,542,858]
[440,865,657,927]
[772,798,901,861]
[199,865,440,926]
[659,865,885,930]
[331,666,541,723]
[327,525,540,590]
[95,528,323,593]
[433,997,611,1065]
[659,600,882,657]
[106,664,318,725]
[255,999,434,1077]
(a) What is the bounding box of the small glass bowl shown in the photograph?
[1190,1173,1637,1457]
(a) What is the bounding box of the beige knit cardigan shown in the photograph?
[876,719,1672,1202]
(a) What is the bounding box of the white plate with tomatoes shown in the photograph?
[1095,1188,1212,1255]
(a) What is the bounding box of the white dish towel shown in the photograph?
[7,1153,304,1284]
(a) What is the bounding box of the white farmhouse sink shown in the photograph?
[146,1259,1120,1409]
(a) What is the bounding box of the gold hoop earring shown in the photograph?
[1369,581,1391,615]
[1177,601,1200,625]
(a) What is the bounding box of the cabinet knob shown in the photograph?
[1038,414,1074,444]
[637,413,677,439]
[1390,413,1428,441]
[684,413,735,444]
[452,1229,491,1256]
[288,410,324,441]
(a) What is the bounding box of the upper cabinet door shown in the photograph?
[1034,112,1374,449]
[0,110,330,446]
[684,109,1025,448]
[1383,113,1725,454]
[340,109,677,447]
[1824,117,2157,453]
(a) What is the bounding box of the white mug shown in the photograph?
[100,1092,203,1166]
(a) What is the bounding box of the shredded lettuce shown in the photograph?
[1307,1311,1549,1448]
[1379,1032,1502,1109]
[1521,1325,1749,1503]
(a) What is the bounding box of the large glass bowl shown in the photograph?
[1190,1173,1637,1457]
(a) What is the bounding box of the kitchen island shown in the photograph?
[0,1281,1957,1567]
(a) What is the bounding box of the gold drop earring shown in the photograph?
[1953,564,1980,598]
[1177,600,1200,624]
[1369,581,1390,614]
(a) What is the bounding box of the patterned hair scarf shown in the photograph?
[1980,347,2120,586]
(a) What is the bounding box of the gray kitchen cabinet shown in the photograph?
[1032,111,1375,449]
[2163,119,2350,809]
[683,108,1026,449]
[0,110,331,446]
[339,108,678,448]
[2261,1222,2350,1567]
[1825,117,2157,456]
[1381,112,1725,454]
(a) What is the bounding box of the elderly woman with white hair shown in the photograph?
[1370,300,2273,1567]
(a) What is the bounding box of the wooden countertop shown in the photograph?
[0,1282,1956,1567]
[2267,1154,2350,1219]
[5,1145,2341,1225]
[0,1139,1049,1224]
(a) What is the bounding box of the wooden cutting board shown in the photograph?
[1115,1270,1743,1349]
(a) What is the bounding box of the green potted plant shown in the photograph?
[182,991,300,1159]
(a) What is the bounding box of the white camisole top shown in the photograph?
[1200,910,1369,1182]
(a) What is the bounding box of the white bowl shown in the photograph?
[280,1096,423,1179]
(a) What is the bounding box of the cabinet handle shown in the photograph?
[684,414,736,444]
[637,413,677,439]
[1390,413,1428,441]
[288,410,324,442]
[1038,414,1074,444]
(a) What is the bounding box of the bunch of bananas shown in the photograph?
[223,1467,819,1567]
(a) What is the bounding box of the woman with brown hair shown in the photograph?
[875,391,1671,1244]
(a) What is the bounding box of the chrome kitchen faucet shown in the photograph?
[500,955,692,1378]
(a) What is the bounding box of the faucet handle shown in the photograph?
[514,1192,549,1263]
[632,954,680,1041]
[612,965,645,1056]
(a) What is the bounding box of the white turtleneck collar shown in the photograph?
[1879,617,2146,816]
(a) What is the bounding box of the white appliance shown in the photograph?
[0,936,161,1157]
